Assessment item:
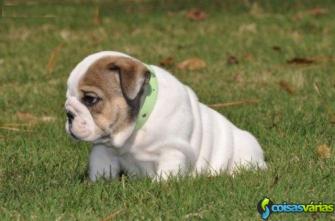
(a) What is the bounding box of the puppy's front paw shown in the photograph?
[89,165,119,182]
[89,146,120,182]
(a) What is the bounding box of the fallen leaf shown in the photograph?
[209,99,259,108]
[60,29,71,41]
[41,116,56,122]
[292,12,303,21]
[330,115,335,124]
[159,56,174,67]
[16,112,37,123]
[279,80,295,94]
[239,23,257,34]
[313,82,321,95]
[307,7,328,16]
[177,58,206,71]
[291,72,305,89]
[2,123,30,128]
[293,7,328,21]
[287,57,315,65]
[0,126,32,132]
[243,53,254,61]
[270,174,279,188]
[167,11,177,17]
[93,6,102,25]
[233,73,244,83]
[186,8,207,21]
[227,55,239,65]
[316,144,331,159]
[249,2,263,17]
[47,43,64,74]
[16,112,55,124]
[311,213,322,221]
[309,56,335,63]
[90,32,103,45]
[290,155,300,163]
[272,46,282,52]
[101,209,125,221]
[290,31,303,43]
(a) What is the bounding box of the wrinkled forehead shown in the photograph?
[66,51,132,98]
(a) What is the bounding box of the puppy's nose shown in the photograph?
[66,111,75,124]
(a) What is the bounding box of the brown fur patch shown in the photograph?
[78,56,149,134]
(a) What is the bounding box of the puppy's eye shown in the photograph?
[82,95,100,107]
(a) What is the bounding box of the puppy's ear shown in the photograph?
[107,57,150,105]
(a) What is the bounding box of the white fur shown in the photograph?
[65,51,267,181]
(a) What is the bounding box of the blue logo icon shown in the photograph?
[257,197,273,220]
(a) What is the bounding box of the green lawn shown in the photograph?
[0,0,334,220]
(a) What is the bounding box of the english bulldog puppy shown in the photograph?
[65,51,266,181]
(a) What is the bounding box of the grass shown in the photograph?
[0,0,334,220]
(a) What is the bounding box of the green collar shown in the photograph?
[134,65,158,130]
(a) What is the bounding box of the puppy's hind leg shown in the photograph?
[154,141,195,181]
[229,129,267,173]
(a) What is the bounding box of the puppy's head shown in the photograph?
[65,51,150,147]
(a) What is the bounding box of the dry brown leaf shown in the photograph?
[279,80,295,94]
[270,174,279,188]
[243,53,254,61]
[239,23,257,34]
[309,56,335,63]
[272,46,282,52]
[93,6,102,25]
[313,82,321,95]
[307,7,328,16]
[316,144,331,159]
[287,57,315,65]
[0,126,32,132]
[233,73,244,83]
[41,116,56,122]
[293,7,328,21]
[227,55,239,65]
[159,57,174,67]
[101,209,125,221]
[90,33,103,45]
[330,115,335,124]
[209,99,259,108]
[292,12,304,21]
[60,30,71,41]
[249,2,263,17]
[16,112,55,124]
[16,112,38,123]
[186,9,207,21]
[2,123,30,127]
[290,31,303,43]
[167,11,177,17]
[47,43,64,74]
[177,58,206,71]
[291,72,305,89]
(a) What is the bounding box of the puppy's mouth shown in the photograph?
[68,126,80,140]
